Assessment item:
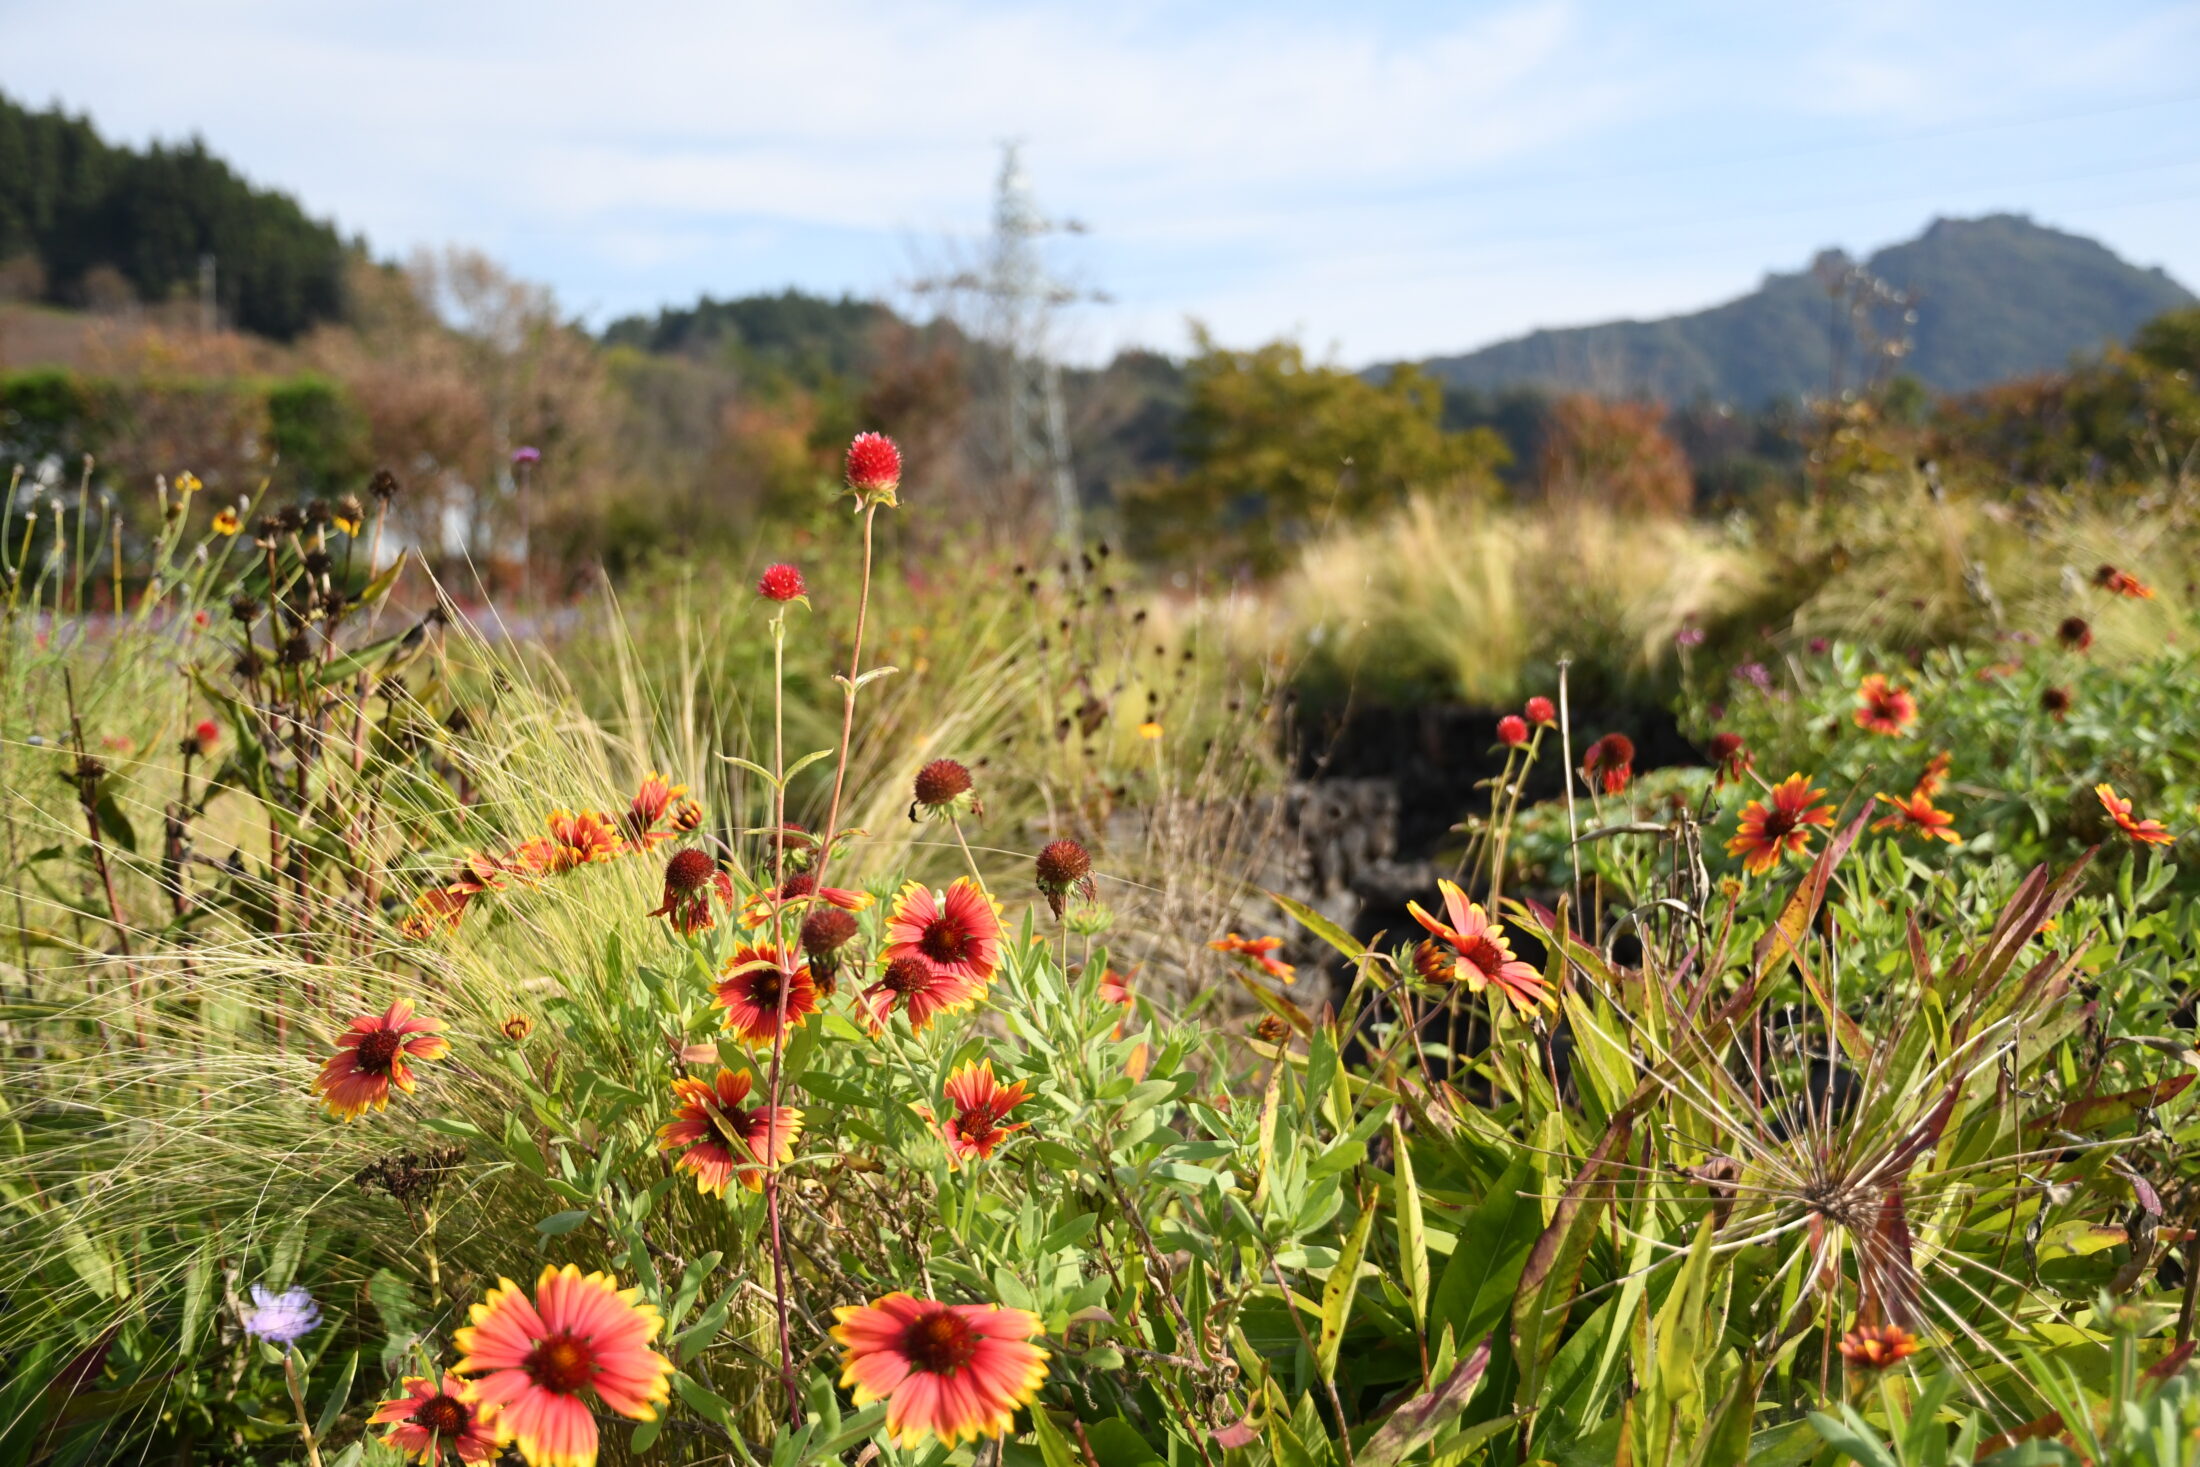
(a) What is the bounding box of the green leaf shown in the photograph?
[1358,1337,1491,1467]
[266,1213,307,1292]
[1266,889,1365,961]
[313,1351,357,1442]
[1029,1406,1077,1467]
[1430,1152,1539,1346]
[1512,1117,1632,1424]
[1317,1201,1376,1381]
[784,748,837,783]
[718,754,779,787]
[534,1209,590,1238]
[1391,1120,1431,1334]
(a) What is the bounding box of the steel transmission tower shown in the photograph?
[918,143,1101,550]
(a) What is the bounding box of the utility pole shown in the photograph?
[916,143,1103,554]
[198,254,217,335]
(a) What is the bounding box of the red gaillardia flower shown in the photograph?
[910,758,981,822]
[2039,685,2073,720]
[845,431,904,506]
[1580,733,1634,794]
[650,848,733,936]
[757,563,806,603]
[2095,563,2155,599]
[1725,773,1836,875]
[884,879,1005,990]
[714,945,820,1046]
[1838,1323,1922,1371]
[831,1294,1049,1449]
[1524,696,1556,726]
[1210,933,1293,981]
[656,1068,802,1195]
[1706,732,1753,788]
[1914,750,1952,800]
[514,809,625,875]
[1033,839,1095,918]
[369,1373,502,1463]
[400,886,471,941]
[453,1265,674,1467]
[1496,715,1529,748]
[2057,615,2093,651]
[315,999,448,1120]
[860,956,980,1035]
[1873,790,1958,844]
[1406,879,1549,1014]
[938,1059,1032,1167]
[739,871,873,930]
[622,774,689,850]
[1853,674,1917,736]
[2097,783,2174,846]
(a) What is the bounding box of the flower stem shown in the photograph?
[281,1349,325,1467]
[763,608,800,1428]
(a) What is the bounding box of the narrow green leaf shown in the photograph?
[1317,1201,1377,1381]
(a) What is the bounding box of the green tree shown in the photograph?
[1124,333,1507,571]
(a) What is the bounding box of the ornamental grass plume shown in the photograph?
[831,1294,1048,1448]
[454,1265,673,1467]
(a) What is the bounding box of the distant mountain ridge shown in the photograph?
[1417,215,2194,405]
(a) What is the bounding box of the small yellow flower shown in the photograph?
[211,508,241,536]
[1138,721,1163,740]
[174,471,202,496]
[333,514,361,536]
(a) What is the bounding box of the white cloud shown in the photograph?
[3,0,2196,362]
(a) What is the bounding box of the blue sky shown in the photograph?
[6,0,2199,364]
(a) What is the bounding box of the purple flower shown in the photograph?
[510,446,541,467]
[244,1284,321,1345]
[1674,623,1706,648]
[1733,662,1772,692]
[1808,638,1829,655]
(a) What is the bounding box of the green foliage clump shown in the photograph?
[1124,335,1509,572]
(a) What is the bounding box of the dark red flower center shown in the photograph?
[664,848,715,893]
[779,873,818,900]
[919,915,974,965]
[525,1333,597,1394]
[745,970,783,1006]
[411,1393,472,1436]
[913,759,973,807]
[1460,935,1509,976]
[354,1028,402,1075]
[802,908,859,955]
[900,1308,980,1376]
[881,957,932,995]
[1757,809,1798,842]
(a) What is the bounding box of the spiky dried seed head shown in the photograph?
[913,759,973,808]
[801,907,859,956]
[663,848,717,893]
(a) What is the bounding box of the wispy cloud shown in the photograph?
[5,0,2196,361]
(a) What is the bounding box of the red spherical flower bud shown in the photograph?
[2057,616,2092,651]
[1496,715,1529,747]
[758,563,805,602]
[183,719,220,757]
[910,758,980,820]
[651,848,733,937]
[801,906,859,956]
[1524,696,1556,726]
[1034,838,1096,918]
[1581,733,1634,795]
[845,432,902,501]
